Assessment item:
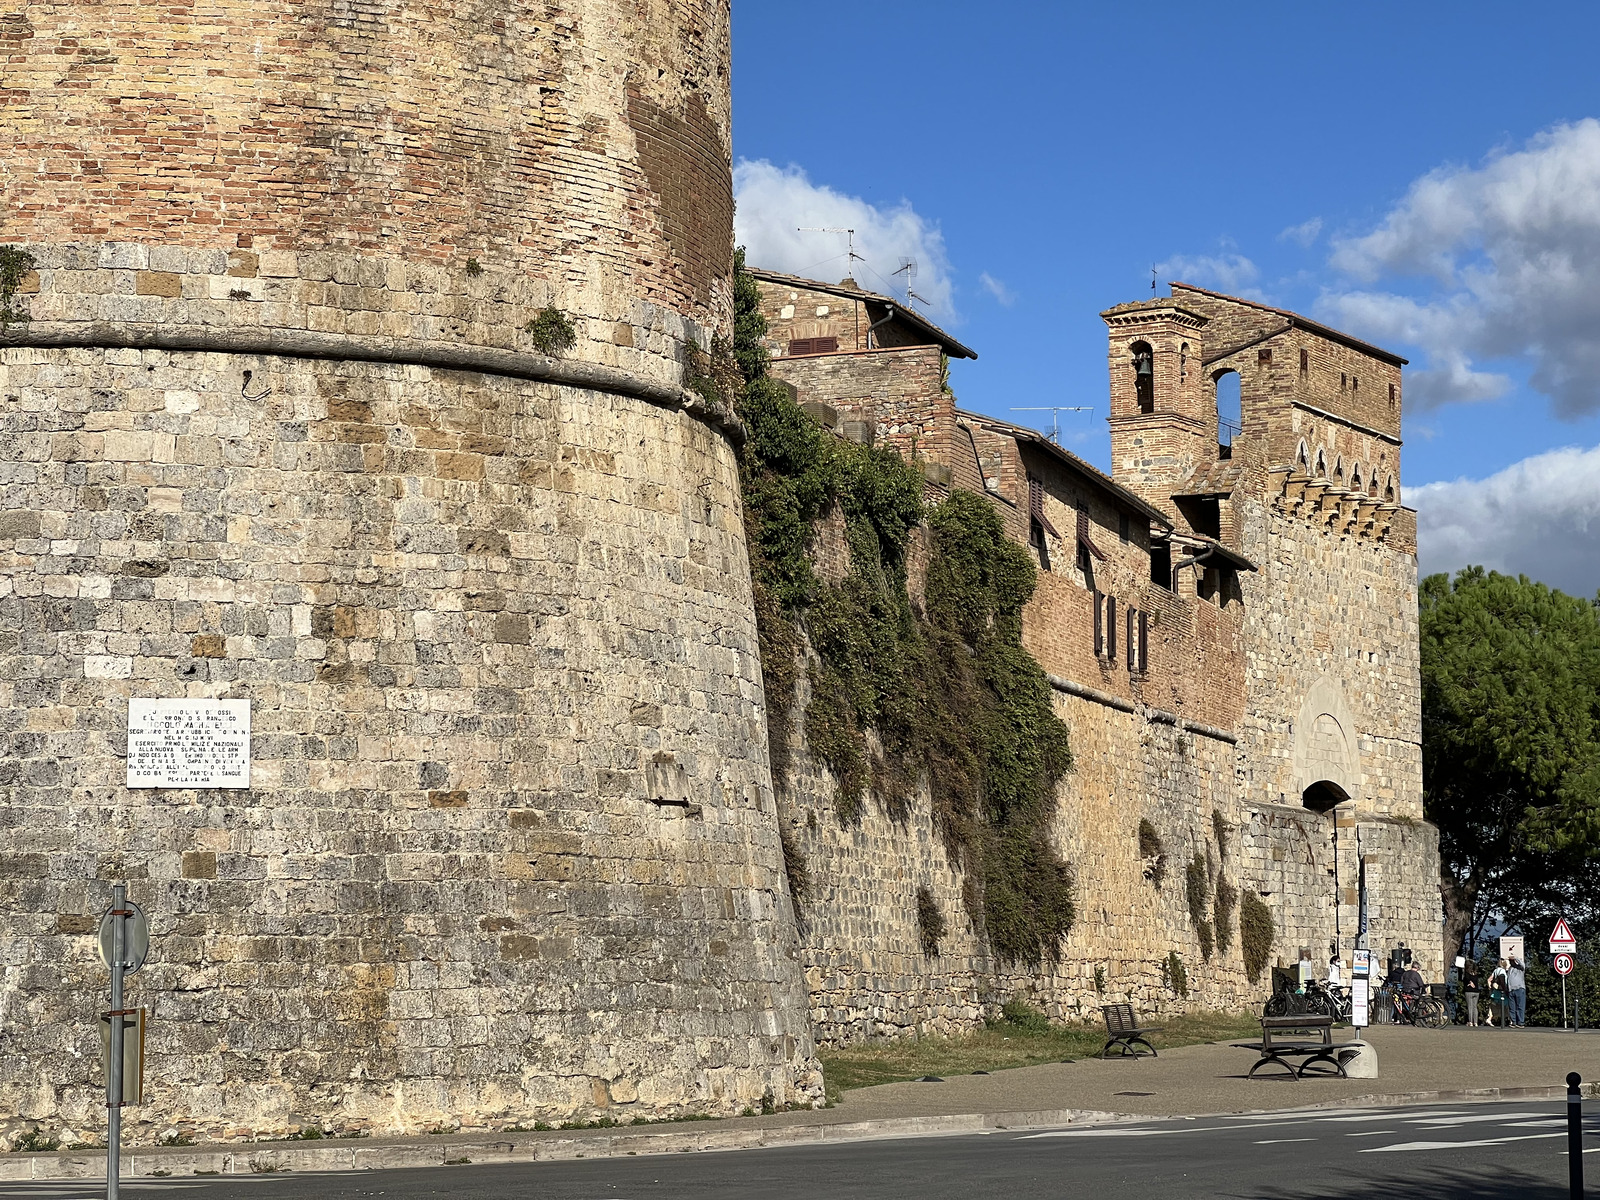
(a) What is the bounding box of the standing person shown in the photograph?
[1463,959,1481,1027]
[1506,954,1528,1027]
[1487,959,1509,1027]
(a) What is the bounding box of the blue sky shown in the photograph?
[730,2,1600,596]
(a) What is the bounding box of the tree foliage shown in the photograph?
[1420,567,1600,958]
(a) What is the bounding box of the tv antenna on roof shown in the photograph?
[1009,406,1093,446]
[892,257,931,310]
[797,227,863,272]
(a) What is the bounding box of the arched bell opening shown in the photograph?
[1301,779,1349,814]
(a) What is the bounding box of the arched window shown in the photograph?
[1214,369,1241,453]
[1333,456,1344,484]
[1315,448,1327,476]
[1180,342,1189,384]
[1384,475,1396,502]
[1296,440,1309,471]
[1131,342,1154,413]
[1351,463,1363,492]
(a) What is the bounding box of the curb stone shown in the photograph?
[3,1084,1594,1181]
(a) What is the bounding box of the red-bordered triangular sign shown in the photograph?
[1550,918,1576,947]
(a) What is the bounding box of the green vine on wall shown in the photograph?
[726,248,1076,967]
[0,245,36,331]
[1240,891,1274,983]
[1213,875,1238,955]
[1185,853,1214,962]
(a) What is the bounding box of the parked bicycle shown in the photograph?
[1381,986,1449,1028]
[1263,978,1349,1022]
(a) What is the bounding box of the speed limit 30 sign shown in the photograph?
[1554,952,1574,976]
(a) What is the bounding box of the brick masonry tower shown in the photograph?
[1103,299,1212,521]
[0,0,818,1140]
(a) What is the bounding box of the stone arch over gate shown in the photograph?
[1291,675,1361,810]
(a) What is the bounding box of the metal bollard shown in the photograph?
[1570,1071,1584,1200]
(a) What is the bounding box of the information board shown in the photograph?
[127,699,250,789]
[1351,978,1369,1027]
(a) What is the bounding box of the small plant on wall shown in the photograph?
[1138,818,1166,887]
[1240,891,1274,983]
[0,245,36,331]
[525,306,577,357]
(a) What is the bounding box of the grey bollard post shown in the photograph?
[107,885,126,1200]
[1569,1071,1583,1200]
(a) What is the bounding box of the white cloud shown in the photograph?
[1156,251,1259,295]
[733,159,955,318]
[1407,442,1600,597]
[1280,217,1324,247]
[1320,119,1600,415]
[979,272,1016,306]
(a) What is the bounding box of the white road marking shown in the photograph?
[1345,1130,1399,1137]
[1409,1112,1551,1127]
[1363,1132,1565,1153]
[1254,1138,1316,1145]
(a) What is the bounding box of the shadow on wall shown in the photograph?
[1240,1167,1566,1200]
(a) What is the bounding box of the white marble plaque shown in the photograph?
[127,699,251,789]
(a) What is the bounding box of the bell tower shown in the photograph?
[1103,299,1211,514]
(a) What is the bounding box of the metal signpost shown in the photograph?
[98,887,149,1200]
[1568,1072,1584,1200]
[1551,918,1578,1032]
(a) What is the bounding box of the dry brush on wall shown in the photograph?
[714,251,1077,968]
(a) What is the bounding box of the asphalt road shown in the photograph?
[4,1101,1595,1200]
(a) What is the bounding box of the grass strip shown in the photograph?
[820,1010,1262,1094]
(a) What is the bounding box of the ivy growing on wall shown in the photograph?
[1185,853,1214,962]
[1240,891,1275,983]
[721,248,1076,967]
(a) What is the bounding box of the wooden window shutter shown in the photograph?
[786,336,838,357]
[1127,606,1137,672]
[1093,589,1103,657]
[1077,509,1106,561]
[1139,610,1149,673]
[1106,593,1116,664]
[1028,477,1060,538]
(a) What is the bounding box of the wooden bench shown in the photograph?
[1233,1015,1348,1079]
[1100,1003,1162,1059]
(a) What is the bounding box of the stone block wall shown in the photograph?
[767,346,949,464]
[0,346,819,1142]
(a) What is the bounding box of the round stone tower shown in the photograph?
[0,0,818,1140]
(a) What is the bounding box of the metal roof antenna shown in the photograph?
[892,257,917,302]
[797,227,862,274]
[1010,406,1094,446]
[1151,265,1158,294]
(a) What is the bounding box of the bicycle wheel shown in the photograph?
[1419,997,1450,1028]
[1264,990,1291,1018]
[1303,988,1333,1017]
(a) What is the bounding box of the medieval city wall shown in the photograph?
[0,0,830,1145]
[0,345,819,1142]
[775,506,1399,1044]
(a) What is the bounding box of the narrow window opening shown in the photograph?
[1315,449,1326,476]
[1299,348,1309,375]
[1132,342,1155,414]
[1105,593,1117,665]
[1093,588,1104,655]
[1138,610,1149,673]
[1118,512,1130,544]
[1340,372,1347,390]
[1150,541,1172,590]
[1126,606,1137,672]
[1257,348,1272,367]
[1179,343,1188,384]
[1214,369,1241,457]
[1389,382,1396,407]
[1352,376,1359,395]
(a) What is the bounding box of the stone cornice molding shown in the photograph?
[2,322,745,446]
